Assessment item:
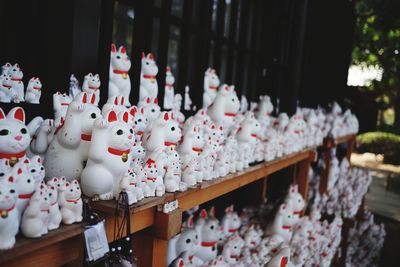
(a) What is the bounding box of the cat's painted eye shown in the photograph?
[90,113,97,119]
[116,56,121,59]
[117,129,123,135]
[10,189,15,194]
[0,129,9,136]
[20,128,28,134]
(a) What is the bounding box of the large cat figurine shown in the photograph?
[0,176,19,249]
[25,77,42,104]
[109,44,131,106]
[139,52,159,101]
[82,73,101,105]
[81,110,132,200]
[0,107,30,166]
[44,92,101,181]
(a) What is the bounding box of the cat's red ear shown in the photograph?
[122,112,129,123]
[107,111,117,123]
[9,107,25,123]
[111,44,117,53]
[0,108,5,120]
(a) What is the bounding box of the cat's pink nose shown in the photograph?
[15,135,22,141]
[128,135,133,140]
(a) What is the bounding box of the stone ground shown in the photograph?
[351,153,400,266]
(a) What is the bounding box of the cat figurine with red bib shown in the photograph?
[82,73,101,105]
[81,110,132,200]
[0,176,19,249]
[109,44,131,106]
[0,107,30,166]
[25,77,42,104]
[21,184,50,238]
[44,92,101,181]
[58,180,83,224]
[139,52,159,101]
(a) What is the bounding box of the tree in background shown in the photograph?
[352,0,400,129]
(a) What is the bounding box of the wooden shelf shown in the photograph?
[92,149,316,266]
[0,223,84,267]
[92,149,315,236]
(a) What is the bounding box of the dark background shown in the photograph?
[0,0,357,124]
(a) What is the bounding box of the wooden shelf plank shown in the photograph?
[0,223,84,267]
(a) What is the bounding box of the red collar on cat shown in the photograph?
[201,241,216,247]
[165,83,173,88]
[143,75,156,79]
[224,112,236,117]
[81,133,92,141]
[208,85,218,90]
[0,151,26,159]
[113,69,129,75]
[164,141,176,147]
[192,147,203,153]
[66,197,81,203]
[108,147,130,156]
[18,193,33,199]
[228,228,238,233]
[88,86,99,90]
[282,225,292,230]
[1,204,15,213]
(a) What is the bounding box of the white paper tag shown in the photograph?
[84,220,110,262]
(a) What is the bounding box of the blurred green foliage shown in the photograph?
[353,0,400,127]
[356,131,400,164]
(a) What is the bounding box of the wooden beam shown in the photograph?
[0,224,84,267]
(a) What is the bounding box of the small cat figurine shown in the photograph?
[58,180,83,224]
[0,176,19,249]
[7,64,24,103]
[25,77,42,104]
[21,184,50,238]
[46,184,62,230]
[13,163,36,220]
[0,73,17,103]
[26,156,45,184]
[82,73,101,105]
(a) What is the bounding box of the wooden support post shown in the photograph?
[295,150,316,200]
[150,209,183,266]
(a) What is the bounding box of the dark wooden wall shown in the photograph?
[0,0,356,122]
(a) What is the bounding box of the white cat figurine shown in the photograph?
[8,63,24,102]
[0,176,19,249]
[0,73,17,103]
[109,44,131,106]
[164,66,175,110]
[58,180,83,224]
[202,68,220,109]
[81,110,132,200]
[25,77,42,104]
[0,107,30,166]
[82,73,101,105]
[139,52,159,101]
[45,92,101,181]
[53,92,73,126]
[21,184,50,238]
[46,184,62,230]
